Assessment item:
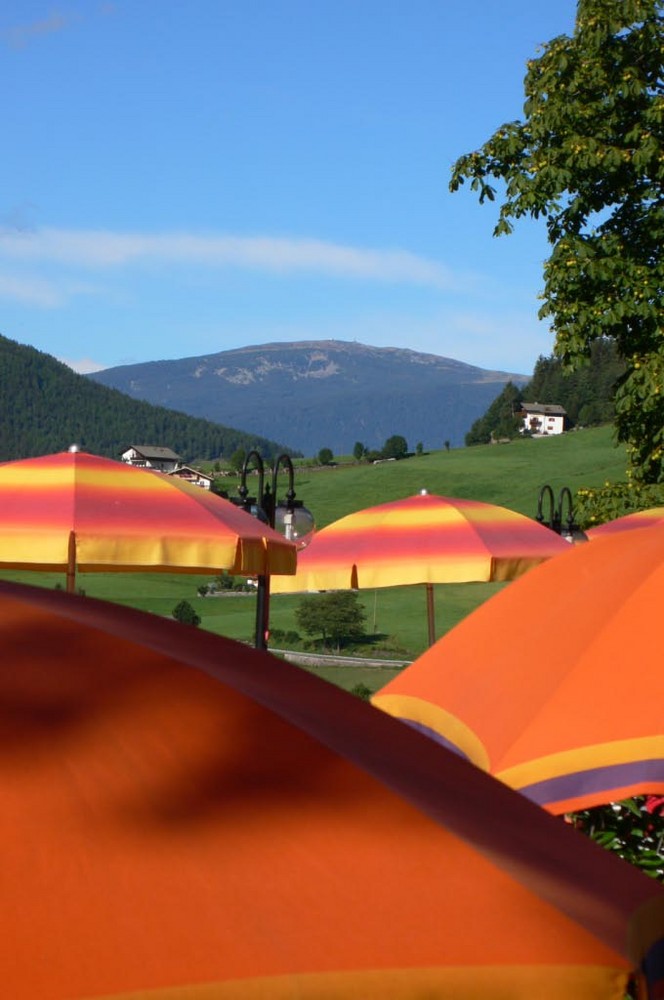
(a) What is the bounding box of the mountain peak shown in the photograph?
[90,340,528,456]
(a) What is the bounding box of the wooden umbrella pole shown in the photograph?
[66,531,77,594]
[425,583,436,647]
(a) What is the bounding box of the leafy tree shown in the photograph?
[382,434,408,459]
[295,591,367,650]
[318,447,334,465]
[415,441,424,456]
[465,382,523,445]
[229,448,246,473]
[450,0,664,483]
[353,441,367,461]
[172,599,201,627]
[574,479,664,526]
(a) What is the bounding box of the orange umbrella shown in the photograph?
[0,579,662,999]
[373,524,664,815]
[0,448,296,590]
[272,491,570,644]
[587,506,664,538]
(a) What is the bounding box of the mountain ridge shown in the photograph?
[90,340,528,456]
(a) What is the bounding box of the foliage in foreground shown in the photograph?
[451,0,664,482]
[574,479,664,527]
[569,796,664,880]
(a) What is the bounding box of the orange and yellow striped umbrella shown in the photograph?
[372,524,664,815]
[0,449,296,588]
[1,579,662,999]
[587,506,664,538]
[272,491,570,643]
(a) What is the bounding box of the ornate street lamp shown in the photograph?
[536,485,588,543]
[233,451,315,650]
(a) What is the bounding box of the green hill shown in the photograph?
[287,424,629,528]
[0,334,295,463]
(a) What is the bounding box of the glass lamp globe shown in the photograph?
[274,502,315,549]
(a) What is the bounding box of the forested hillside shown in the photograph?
[0,335,293,462]
[466,339,624,445]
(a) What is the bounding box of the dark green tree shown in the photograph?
[318,447,334,465]
[465,382,523,445]
[353,441,367,461]
[229,448,246,473]
[382,434,408,459]
[450,0,664,482]
[172,599,201,627]
[295,592,367,650]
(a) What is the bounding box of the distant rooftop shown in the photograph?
[126,445,182,460]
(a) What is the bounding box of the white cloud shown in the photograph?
[0,273,64,307]
[0,227,468,290]
[0,269,106,308]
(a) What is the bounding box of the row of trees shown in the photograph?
[451,0,664,483]
[317,436,414,466]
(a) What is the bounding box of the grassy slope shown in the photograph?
[2,426,627,692]
[290,424,626,528]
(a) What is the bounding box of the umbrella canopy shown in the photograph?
[0,449,296,588]
[272,491,571,643]
[587,506,664,538]
[372,524,664,815]
[1,580,663,999]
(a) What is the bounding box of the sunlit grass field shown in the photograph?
[1,426,627,693]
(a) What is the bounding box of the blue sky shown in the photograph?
[1,1,579,375]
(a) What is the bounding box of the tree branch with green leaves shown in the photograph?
[450,0,664,482]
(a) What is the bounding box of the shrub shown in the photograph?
[172,600,201,627]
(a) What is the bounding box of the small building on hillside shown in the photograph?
[518,403,567,437]
[121,445,182,472]
[167,465,214,490]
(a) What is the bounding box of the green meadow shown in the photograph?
[2,426,628,693]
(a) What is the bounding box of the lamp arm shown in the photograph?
[557,486,576,534]
[269,454,295,528]
[240,450,265,507]
[536,484,555,530]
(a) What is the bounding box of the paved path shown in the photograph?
[272,649,412,669]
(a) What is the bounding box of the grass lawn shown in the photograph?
[230,425,627,528]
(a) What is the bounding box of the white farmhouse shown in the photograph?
[121,445,182,472]
[167,465,214,490]
[518,403,567,436]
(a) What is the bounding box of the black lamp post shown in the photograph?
[536,484,588,543]
[233,451,314,650]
